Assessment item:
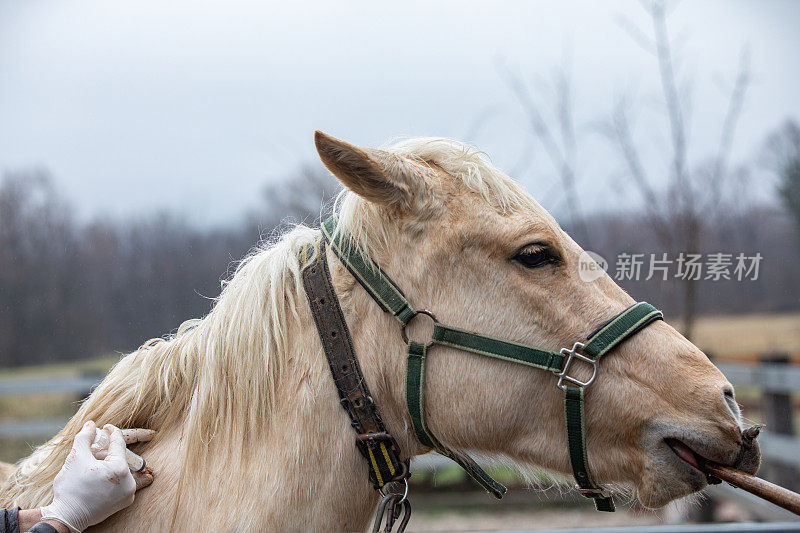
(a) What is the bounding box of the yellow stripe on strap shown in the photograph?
[380,443,396,476]
[367,447,384,486]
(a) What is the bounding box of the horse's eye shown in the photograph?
[513,247,555,268]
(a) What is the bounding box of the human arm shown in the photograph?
[18,509,67,533]
[2,507,66,533]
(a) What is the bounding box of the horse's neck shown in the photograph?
[240,249,411,530]
[231,250,402,531]
[253,248,421,530]
[109,256,398,531]
[107,404,383,531]
[234,249,408,530]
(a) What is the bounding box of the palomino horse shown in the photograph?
[1,132,758,531]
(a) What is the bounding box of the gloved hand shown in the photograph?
[40,421,139,533]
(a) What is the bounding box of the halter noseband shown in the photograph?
[307,216,663,512]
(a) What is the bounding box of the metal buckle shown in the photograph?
[356,432,402,458]
[356,431,396,444]
[554,342,599,390]
[577,486,612,499]
[380,477,409,502]
[355,432,409,485]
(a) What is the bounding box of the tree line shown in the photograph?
[0,166,337,367]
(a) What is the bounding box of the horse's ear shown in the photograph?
[314,131,421,209]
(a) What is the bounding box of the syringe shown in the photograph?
[91,428,147,473]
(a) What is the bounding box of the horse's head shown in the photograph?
[314,131,758,508]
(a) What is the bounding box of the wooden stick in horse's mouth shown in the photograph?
[698,462,800,515]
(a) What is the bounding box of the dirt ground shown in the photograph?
[406,507,662,532]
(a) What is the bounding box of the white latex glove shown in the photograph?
[90,428,146,472]
[40,421,137,533]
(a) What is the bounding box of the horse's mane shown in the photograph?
[0,136,543,509]
[0,222,323,508]
[388,137,535,213]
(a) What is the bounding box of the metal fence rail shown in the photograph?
[479,524,800,533]
[0,375,101,397]
[716,363,800,394]
[0,418,67,438]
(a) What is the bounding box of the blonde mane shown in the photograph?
[0,224,323,509]
[0,136,542,511]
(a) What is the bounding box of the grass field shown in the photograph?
[0,354,120,380]
[685,312,800,362]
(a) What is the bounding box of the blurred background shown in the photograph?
[1,0,799,530]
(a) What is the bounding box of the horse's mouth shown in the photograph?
[639,424,759,508]
[665,438,716,483]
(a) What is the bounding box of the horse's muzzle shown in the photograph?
[666,424,761,480]
[731,424,762,474]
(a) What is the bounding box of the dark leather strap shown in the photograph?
[301,240,407,489]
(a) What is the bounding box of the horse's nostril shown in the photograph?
[722,385,740,421]
[723,386,735,401]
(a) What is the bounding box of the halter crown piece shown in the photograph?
[306,216,663,513]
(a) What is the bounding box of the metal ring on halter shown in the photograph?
[396,477,409,504]
[400,310,438,348]
[380,476,409,504]
[372,481,412,533]
[390,460,408,484]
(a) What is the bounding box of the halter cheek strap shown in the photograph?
[559,303,663,511]
[319,216,663,511]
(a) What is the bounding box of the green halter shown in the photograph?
[320,216,663,511]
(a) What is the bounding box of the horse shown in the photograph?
[0,131,758,531]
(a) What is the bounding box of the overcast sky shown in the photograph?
[1,1,798,226]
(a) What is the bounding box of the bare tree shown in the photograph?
[248,164,341,237]
[0,171,92,365]
[764,120,800,247]
[501,58,591,244]
[605,0,751,339]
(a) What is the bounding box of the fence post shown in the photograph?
[760,352,797,491]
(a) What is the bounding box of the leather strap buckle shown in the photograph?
[577,486,612,499]
[355,432,409,484]
[356,431,398,446]
[554,342,598,391]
